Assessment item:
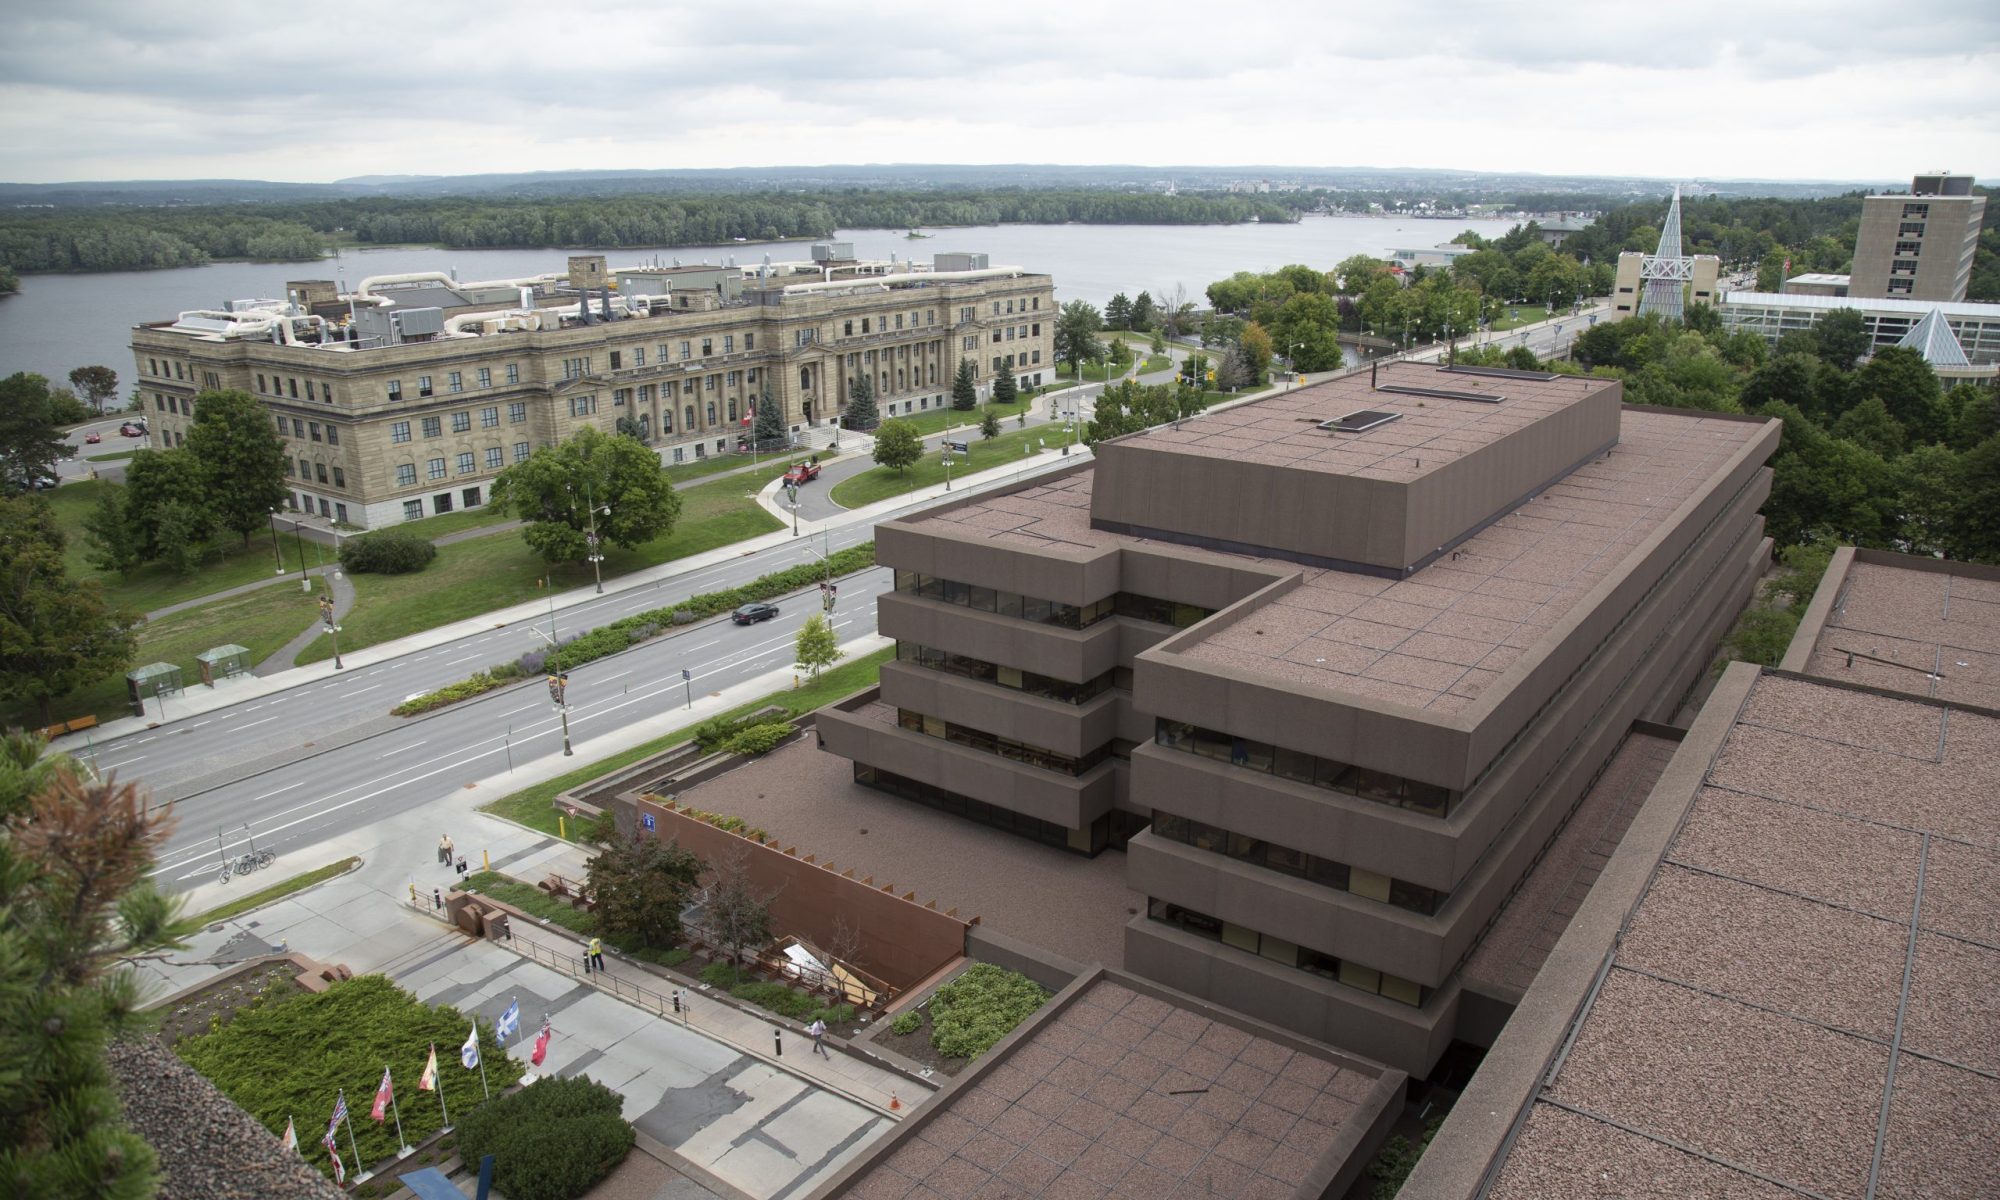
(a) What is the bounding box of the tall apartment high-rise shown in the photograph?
[1849,172,1986,302]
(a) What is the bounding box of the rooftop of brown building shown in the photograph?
[827,972,1400,1200]
[1799,556,2000,710]
[1481,672,2000,1199]
[905,406,1766,714]
[1114,362,1595,483]
[659,721,1139,970]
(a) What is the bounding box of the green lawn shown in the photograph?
[831,425,1066,509]
[1486,305,1553,332]
[42,479,318,615]
[880,399,1032,439]
[9,579,319,728]
[85,450,136,462]
[378,502,517,542]
[480,645,894,839]
[462,870,598,934]
[294,474,783,664]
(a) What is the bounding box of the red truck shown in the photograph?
[782,459,821,485]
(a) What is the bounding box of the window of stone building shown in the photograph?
[456,452,475,475]
[744,332,754,349]
[513,442,530,463]
[315,463,328,483]
[332,467,345,489]
[422,416,441,438]
[506,363,520,384]
[508,402,526,423]
[404,500,423,521]
[418,375,432,397]
[448,371,463,393]
[427,457,446,480]
[484,447,503,469]
[478,367,492,388]
[481,406,499,428]
[397,464,417,486]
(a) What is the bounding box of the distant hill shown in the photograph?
[0,164,1899,209]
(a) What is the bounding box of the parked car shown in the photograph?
[84,431,101,444]
[782,460,821,485]
[731,602,780,625]
[120,422,147,437]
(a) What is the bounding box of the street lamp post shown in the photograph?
[581,481,607,595]
[288,517,311,592]
[541,588,573,756]
[267,508,285,576]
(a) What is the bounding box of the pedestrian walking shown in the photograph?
[588,936,605,973]
[808,1018,830,1058]
[438,834,454,865]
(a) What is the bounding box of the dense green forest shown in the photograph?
[0,190,1298,274]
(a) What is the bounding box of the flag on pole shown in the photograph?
[371,1067,394,1122]
[496,999,520,1044]
[531,1017,553,1067]
[461,1022,481,1069]
[323,1134,345,1184]
[281,1116,298,1152]
[327,1091,348,1137]
[418,1044,440,1091]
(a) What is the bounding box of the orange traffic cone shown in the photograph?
[890,1092,901,1111]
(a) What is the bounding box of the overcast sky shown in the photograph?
[3,0,1995,185]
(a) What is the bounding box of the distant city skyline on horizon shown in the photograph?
[2,0,1994,185]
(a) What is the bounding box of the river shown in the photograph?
[0,214,1522,386]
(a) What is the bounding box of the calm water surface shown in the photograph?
[0,214,1520,384]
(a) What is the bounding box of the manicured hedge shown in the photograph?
[339,530,437,574]
[392,664,524,716]
[928,964,1048,1059]
[721,722,792,757]
[455,1075,634,1200]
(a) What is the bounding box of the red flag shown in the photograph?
[531,1019,552,1067]
[371,1067,393,1122]
[323,1135,345,1184]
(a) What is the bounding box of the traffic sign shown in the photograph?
[681,668,691,681]
[641,812,656,831]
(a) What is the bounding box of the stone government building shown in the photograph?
[129,249,1055,527]
[818,362,1780,1075]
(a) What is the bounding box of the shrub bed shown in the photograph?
[699,962,856,1025]
[721,722,792,757]
[928,964,1048,1059]
[175,974,522,1182]
[455,1075,634,1200]
[339,530,438,574]
[463,870,598,935]
[392,664,524,716]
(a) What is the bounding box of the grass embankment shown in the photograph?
[879,399,1032,439]
[294,473,783,664]
[85,450,137,462]
[377,502,517,542]
[830,424,1066,510]
[42,479,318,613]
[479,645,894,838]
[192,856,362,925]
[463,870,598,934]
[1486,304,1553,331]
[4,580,321,728]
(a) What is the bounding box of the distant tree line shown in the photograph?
[0,189,1300,274]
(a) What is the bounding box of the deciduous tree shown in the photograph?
[871,418,921,476]
[0,373,69,488]
[67,366,119,414]
[703,845,775,976]
[1054,301,1104,378]
[793,613,840,680]
[185,389,289,547]
[586,831,703,949]
[116,448,217,573]
[1814,308,1870,371]
[490,426,682,566]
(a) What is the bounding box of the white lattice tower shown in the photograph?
[1636,185,1694,323]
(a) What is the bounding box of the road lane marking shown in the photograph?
[384,742,425,757]
[342,684,380,695]
[98,757,146,769]
[235,715,282,730]
[444,654,483,665]
[253,783,300,800]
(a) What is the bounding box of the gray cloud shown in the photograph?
[0,0,1995,182]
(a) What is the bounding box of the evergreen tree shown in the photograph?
[81,490,141,577]
[0,737,185,1200]
[0,497,139,723]
[1104,293,1133,330]
[951,359,978,410]
[1130,291,1158,331]
[843,373,878,430]
[751,389,785,450]
[991,365,1018,407]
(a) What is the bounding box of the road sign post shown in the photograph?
[681,667,692,710]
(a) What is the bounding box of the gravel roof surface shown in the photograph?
[1804,560,2000,709]
[107,1037,346,1200]
[1494,672,2000,1197]
[1462,731,1672,998]
[668,734,1141,968]
[1111,361,1596,481]
[908,408,1762,714]
[838,976,1385,1200]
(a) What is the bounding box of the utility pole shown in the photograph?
[538,586,573,755]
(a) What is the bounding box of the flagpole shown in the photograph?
[387,1066,411,1157]
[478,1053,490,1100]
[341,1090,372,1183]
[437,1073,451,1131]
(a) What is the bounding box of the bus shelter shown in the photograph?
[196,644,252,687]
[126,662,183,716]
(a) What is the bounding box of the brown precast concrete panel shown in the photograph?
[815,708,1113,829]
[877,661,1120,759]
[632,796,967,990]
[1457,425,1778,779]
[1438,493,1770,888]
[1127,832,1453,987]
[875,518,1119,608]
[1117,548,1290,615]
[1122,917,1461,1077]
[1128,746,1458,888]
[876,593,1125,682]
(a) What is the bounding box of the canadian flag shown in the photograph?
[531,1018,553,1067]
[418,1044,440,1092]
[371,1067,394,1122]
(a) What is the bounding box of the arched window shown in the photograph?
[685,405,696,429]
[800,366,812,392]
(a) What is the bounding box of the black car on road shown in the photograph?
[731,602,780,625]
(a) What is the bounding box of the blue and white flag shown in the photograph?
[495,999,520,1044]
[461,1022,481,1069]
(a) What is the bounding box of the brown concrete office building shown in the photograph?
[819,362,1779,1075]
[1850,172,1987,302]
